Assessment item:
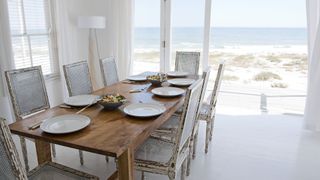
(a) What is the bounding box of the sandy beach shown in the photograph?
[133,45,308,113]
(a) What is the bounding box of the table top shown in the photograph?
[9,73,195,157]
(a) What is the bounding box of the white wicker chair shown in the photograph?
[150,68,211,176]
[63,61,109,165]
[5,66,56,172]
[175,51,200,75]
[63,61,93,96]
[0,118,99,180]
[100,57,119,86]
[193,63,225,155]
[151,67,211,139]
[135,79,203,180]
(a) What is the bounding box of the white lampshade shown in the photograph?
[77,16,106,29]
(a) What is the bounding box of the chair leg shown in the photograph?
[181,159,187,180]
[79,150,84,165]
[209,115,215,141]
[192,125,199,159]
[19,136,29,172]
[141,171,145,180]
[186,145,192,176]
[51,144,56,158]
[205,119,210,154]
[168,171,175,180]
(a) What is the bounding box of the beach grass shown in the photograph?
[254,71,282,81]
[133,49,307,91]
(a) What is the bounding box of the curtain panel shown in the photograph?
[54,0,134,96]
[105,0,134,80]
[304,0,320,131]
[0,0,15,122]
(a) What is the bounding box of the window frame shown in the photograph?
[8,0,59,79]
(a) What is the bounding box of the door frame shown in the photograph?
[160,0,171,72]
[159,0,212,73]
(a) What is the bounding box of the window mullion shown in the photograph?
[26,35,33,66]
[20,0,33,67]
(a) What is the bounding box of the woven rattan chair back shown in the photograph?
[5,66,50,120]
[100,57,119,86]
[63,61,93,96]
[0,118,28,179]
[175,51,200,75]
[175,79,203,154]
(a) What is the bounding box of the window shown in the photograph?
[7,0,57,76]
[133,0,161,74]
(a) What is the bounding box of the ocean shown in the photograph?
[134,27,307,50]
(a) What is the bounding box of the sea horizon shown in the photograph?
[134,27,307,51]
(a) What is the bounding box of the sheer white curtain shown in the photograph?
[105,0,134,80]
[54,0,134,95]
[304,0,320,131]
[0,0,15,122]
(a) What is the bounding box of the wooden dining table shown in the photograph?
[9,72,197,180]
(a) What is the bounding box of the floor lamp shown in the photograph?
[77,16,106,89]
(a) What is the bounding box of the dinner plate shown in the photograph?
[40,114,91,134]
[151,87,185,97]
[123,103,166,117]
[168,78,195,86]
[64,95,101,107]
[167,71,189,77]
[127,75,147,81]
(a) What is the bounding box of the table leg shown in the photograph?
[35,139,52,164]
[118,148,134,180]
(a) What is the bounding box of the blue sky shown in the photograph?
[135,0,307,28]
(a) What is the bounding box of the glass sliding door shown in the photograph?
[170,0,206,72]
[133,0,161,74]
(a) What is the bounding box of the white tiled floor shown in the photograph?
[14,107,320,180]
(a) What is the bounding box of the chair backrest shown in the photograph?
[174,79,203,154]
[198,67,211,112]
[208,63,225,118]
[175,51,200,75]
[0,118,27,179]
[100,57,119,86]
[63,61,93,96]
[5,66,50,120]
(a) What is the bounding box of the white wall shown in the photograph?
[0,0,113,123]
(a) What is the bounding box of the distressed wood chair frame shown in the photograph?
[135,79,203,180]
[5,66,56,172]
[100,57,119,87]
[0,118,99,180]
[175,51,200,76]
[192,63,225,157]
[150,68,211,176]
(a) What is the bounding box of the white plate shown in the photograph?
[127,75,147,81]
[151,87,185,97]
[168,78,195,86]
[40,114,91,134]
[123,103,166,117]
[167,71,189,77]
[64,95,100,107]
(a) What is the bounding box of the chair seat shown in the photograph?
[161,115,180,130]
[135,137,174,165]
[28,162,98,180]
[152,115,180,139]
[198,103,210,120]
